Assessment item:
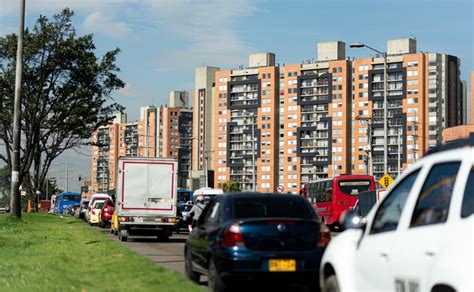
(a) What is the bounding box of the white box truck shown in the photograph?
[115,157,178,242]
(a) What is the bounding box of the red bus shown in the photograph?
[300,174,376,228]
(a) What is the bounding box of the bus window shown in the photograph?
[316,182,326,202]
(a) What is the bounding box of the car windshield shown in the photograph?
[233,196,314,219]
[338,180,371,195]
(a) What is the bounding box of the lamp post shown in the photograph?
[53,161,69,192]
[350,42,388,176]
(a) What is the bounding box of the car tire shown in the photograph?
[184,248,200,283]
[208,260,227,292]
[323,275,340,292]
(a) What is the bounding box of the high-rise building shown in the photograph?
[91,92,193,193]
[213,53,279,192]
[212,39,464,194]
[352,39,463,180]
[192,66,220,188]
[471,71,474,123]
[280,41,352,194]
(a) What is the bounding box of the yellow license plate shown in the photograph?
[268,259,296,272]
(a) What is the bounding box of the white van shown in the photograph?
[192,188,224,204]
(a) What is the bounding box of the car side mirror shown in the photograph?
[339,209,364,231]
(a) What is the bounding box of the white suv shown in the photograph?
[320,139,474,292]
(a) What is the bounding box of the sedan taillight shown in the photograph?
[223,223,245,248]
[318,222,331,247]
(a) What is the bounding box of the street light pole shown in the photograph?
[251,112,256,191]
[65,160,68,192]
[382,53,388,175]
[350,42,388,176]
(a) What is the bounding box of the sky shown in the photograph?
[0,0,473,192]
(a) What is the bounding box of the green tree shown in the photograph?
[219,180,241,193]
[0,8,124,208]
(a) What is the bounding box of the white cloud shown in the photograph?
[143,0,259,70]
[81,12,132,39]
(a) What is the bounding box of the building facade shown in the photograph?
[90,94,193,193]
[213,53,280,192]
[192,66,220,188]
[279,42,352,194]
[352,39,463,180]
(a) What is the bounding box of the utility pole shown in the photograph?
[251,112,256,192]
[65,161,69,192]
[10,0,26,218]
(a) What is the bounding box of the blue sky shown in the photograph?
[1,0,473,191]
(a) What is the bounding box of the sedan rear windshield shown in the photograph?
[233,197,315,220]
[338,180,371,195]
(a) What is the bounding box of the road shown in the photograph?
[98,227,330,291]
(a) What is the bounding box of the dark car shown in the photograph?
[75,200,89,220]
[99,198,115,228]
[184,192,325,291]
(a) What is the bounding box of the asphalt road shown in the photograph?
[99,227,337,291]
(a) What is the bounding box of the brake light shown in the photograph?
[92,210,96,215]
[223,223,245,248]
[118,216,129,222]
[318,222,331,247]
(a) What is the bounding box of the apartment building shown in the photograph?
[90,114,125,194]
[352,38,463,180]
[91,94,193,193]
[192,66,220,188]
[213,53,279,192]
[279,41,352,194]
[472,71,474,123]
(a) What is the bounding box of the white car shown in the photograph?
[320,139,474,292]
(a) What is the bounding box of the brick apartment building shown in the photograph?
[213,38,465,194]
[90,93,193,194]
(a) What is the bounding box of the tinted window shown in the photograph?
[233,196,314,219]
[461,166,474,218]
[410,162,460,227]
[94,203,104,209]
[204,202,221,225]
[370,169,420,234]
[63,195,80,202]
[338,180,371,195]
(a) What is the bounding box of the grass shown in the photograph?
[0,213,202,291]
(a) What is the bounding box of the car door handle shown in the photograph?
[380,250,389,260]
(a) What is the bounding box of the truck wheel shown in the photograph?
[120,235,128,242]
[185,248,200,283]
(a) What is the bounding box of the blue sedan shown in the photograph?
[184,192,325,291]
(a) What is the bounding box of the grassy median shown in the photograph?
[0,213,201,291]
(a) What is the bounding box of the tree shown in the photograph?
[0,8,125,212]
[219,180,241,193]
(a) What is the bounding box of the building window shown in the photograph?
[288,71,297,77]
